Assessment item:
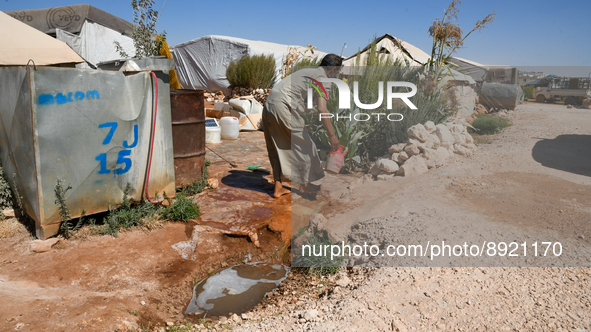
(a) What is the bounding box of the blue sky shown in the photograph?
[2,0,590,66]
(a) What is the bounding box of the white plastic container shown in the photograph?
[205,126,222,144]
[214,100,225,111]
[219,116,240,140]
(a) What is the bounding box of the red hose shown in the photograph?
[145,71,158,203]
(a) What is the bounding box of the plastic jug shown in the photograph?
[325,145,347,173]
[219,116,239,140]
[205,126,221,144]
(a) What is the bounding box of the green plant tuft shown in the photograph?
[469,114,512,135]
[54,178,80,239]
[160,194,200,222]
[226,54,277,90]
[293,230,343,276]
[0,163,13,210]
[180,158,211,196]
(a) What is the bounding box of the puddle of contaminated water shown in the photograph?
[185,263,289,317]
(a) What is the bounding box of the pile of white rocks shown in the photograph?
[369,121,477,180]
[204,91,225,102]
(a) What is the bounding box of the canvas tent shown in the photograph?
[5,5,135,68]
[171,35,326,92]
[343,34,430,67]
[447,56,489,82]
[0,10,83,66]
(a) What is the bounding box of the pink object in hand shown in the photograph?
[326,145,347,173]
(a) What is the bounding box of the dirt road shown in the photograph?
[233,103,591,331]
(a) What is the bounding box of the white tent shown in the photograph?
[343,34,430,67]
[447,56,489,82]
[171,35,326,92]
[5,5,135,68]
[0,10,83,66]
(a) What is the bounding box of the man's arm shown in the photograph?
[317,97,340,151]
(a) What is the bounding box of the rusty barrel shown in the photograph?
[170,89,206,187]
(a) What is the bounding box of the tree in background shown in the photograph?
[115,0,166,58]
[427,0,496,68]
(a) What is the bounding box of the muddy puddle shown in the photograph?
[185,263,289,317]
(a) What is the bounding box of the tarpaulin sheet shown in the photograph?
[0,10,83,66]
[171,35,326,93]
[5,4,134,35]
[56,20,135,68]
[478,82,523,110]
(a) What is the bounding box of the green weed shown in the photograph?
[54,178,85,239]
[293,230,343,276]
[160,194,200,222]
[226,54,277,90]
[179,159,211,196]
[469,114,512,135]
[0,163,13,210]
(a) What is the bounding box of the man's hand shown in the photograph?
[329,134,340,151]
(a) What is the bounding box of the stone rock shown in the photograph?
[451,144,469,156]
[450,124,465,134]
[207,178,219,189]
[465,143,478,151]
[376,158,399,174]
[462,132,474,145]
[407,124,430,142]
[231,313,242,323]
[29,238,60,253]
[452,133,466,145]
[336,275,351,287]
[397,151,409,163]
[435,124,454,149]
[241,313,250,320]
[377,173,396,181]
[390,152,400,162]
[309,213,327,232]
[423,134,441,149]
[369,164,382,176]
[301,309,318,322]
[388,143,407,154]
[404,143,420,156]
[397,156,428,176]
[423,147,448,169]
[166,322,174,327]
[2,209,15,218]
[424,121,436,133]
[582,98,591,109]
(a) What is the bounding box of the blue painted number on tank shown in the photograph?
[95,153,110,174]
[122,124,138,148]
[98,122,118,145]
[96,122,138,175]
[114,150,132,174]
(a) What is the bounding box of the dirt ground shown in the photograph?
[1,102,591,331]
[0,132,291,332]
[231,102,591,331]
